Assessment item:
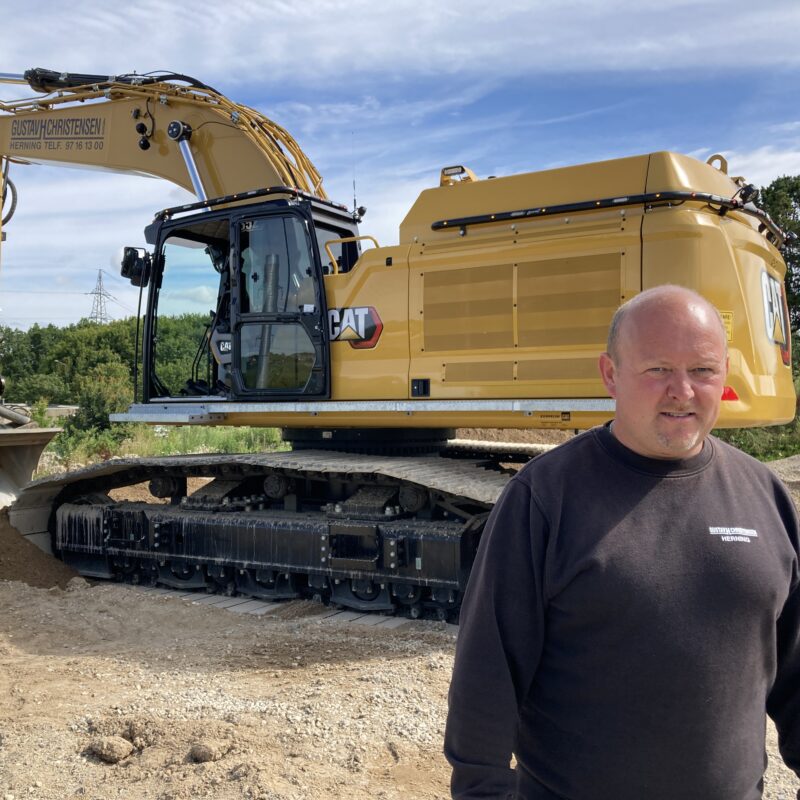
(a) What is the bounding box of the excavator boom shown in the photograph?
[0,68,326,199]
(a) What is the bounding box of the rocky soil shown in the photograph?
[0,440,798,799]
[0,570,459,800]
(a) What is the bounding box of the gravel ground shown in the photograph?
[0,576,456,800]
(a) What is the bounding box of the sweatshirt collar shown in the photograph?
[594,422,714,476]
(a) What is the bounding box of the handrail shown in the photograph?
[323,235,379,275]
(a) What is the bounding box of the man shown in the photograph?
[444,285,800,800]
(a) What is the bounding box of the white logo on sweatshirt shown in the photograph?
[709,526,758,543]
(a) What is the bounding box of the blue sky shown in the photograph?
[2,0,800,328]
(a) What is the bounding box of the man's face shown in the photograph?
[598,299,729,459]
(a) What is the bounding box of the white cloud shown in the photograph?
[159,286,217,313]
[713,145,800,187]
[769,122,800,134]
[2,0,799,88]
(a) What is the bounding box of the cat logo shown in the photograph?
[328,306,383,349]
[761,271,791,366]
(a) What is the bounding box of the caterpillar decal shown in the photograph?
[761,271,791,366]
[328,306,383,349]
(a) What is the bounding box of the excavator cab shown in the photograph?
[231,207,327,396]
[133,198,333,403]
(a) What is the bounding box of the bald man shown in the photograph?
[445,286,800,800]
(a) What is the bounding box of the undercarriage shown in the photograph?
[11,440,547,620]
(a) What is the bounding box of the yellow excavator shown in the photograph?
[0,68,794,617]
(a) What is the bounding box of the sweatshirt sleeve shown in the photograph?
[766,485,800,780]
[444,477,548,799]
[767,580,800,778]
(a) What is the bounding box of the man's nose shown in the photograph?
[666,371,694,401]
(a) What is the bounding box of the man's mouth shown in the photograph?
[660,411,695,418]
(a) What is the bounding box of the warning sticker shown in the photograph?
[719,310,733,342]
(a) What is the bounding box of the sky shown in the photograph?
[1,0,800,329]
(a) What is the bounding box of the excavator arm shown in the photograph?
[0,68,326,202]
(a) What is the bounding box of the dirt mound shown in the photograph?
[0,508,77,589]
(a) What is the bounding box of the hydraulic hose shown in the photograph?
[2,159,18,225]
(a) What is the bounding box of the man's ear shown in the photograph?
[598,352,617,398]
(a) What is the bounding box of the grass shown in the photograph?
[713,418,800,462]
[121,424,285,457]
[36,423,286,477]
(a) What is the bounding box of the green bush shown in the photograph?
[29,399,51,428]
[714,417,800,461]
[121,424,284,457]
[11,373,70,405]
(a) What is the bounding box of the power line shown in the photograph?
[0,289,92,295]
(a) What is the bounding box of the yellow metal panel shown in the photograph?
[323,245,411,400]
[517,357,600,382]
[517,252,620,348]
[423,264,514,351]
[444,361,514,383]
[645,151,738,197]
[408,198,641,402]
[400,154,650,244]
[642,205,795,426]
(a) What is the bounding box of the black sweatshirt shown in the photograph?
[445,426,800,800]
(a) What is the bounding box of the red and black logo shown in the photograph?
[328,306,383,349]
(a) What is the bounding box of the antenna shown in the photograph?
[88,269,111,323]
[351,130,366,223]
[352,129,357,214]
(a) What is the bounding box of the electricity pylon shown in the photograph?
[88,269,111,324]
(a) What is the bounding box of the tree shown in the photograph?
[758,176,800,328]
[12,373,70,405]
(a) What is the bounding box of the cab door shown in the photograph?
[230,210,329,399]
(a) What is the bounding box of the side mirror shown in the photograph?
[121,247,152,287]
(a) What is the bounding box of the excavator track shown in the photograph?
[10,442,549,620]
